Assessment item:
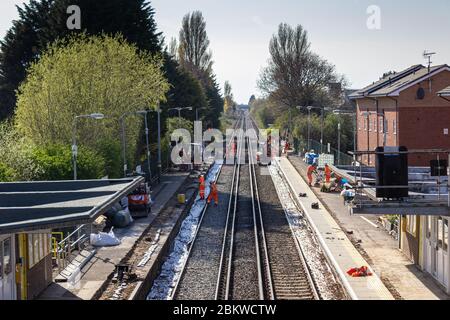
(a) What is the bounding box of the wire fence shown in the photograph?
[304,139,354,166]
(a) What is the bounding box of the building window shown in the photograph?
[426,216,432,239]
[379,118,384,133]
[393,120,397,135]
[385,119,389,134]
[406,215,417,237]
[364,117,367,131]
[374,119,377,132]
[28,233,51,269]
[438,217,443,249]
[444,219,448,252]
[2,238,12,276]
[368,117,372,131]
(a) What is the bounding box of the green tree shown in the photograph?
[204,77,224,129]
[178,11,213,79]
[161,52,208,123]
[15,34,169,177]
[0,0,162,120]
[223,81,235,114]
[166,117,194,136]
[176,11,223,128]
[0,163,15,182]
[0,121,43,181]
[31,144,105,180]
[258,23,344,110]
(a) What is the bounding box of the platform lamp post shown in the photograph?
[156,105,162,183]
[120,110,153,183]
[333,109,357,166]
[168,107,193,121]
[297,106,325,153]
[72,113,105,180]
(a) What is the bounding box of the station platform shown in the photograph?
[277,157,394,300]
[38,172,189,300]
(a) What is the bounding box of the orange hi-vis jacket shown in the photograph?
[325,165,332,182]
[199,179,205,199]
[208,182,218,204]
[307,165,316,185]
[307,165,316,176]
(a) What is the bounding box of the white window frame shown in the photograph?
[27,232,51,269]
[444,218,449,252]
[393,120,397,135]
[407,215,417,237]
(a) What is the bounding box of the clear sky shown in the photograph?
[1,0,450,104]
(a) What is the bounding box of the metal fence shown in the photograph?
[306,139,354,166]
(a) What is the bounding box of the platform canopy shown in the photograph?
[0,177,144,235]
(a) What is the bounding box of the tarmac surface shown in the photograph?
[288,155,449,300]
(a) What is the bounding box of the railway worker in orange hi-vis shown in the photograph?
[208,181,219,206]
[307,163,317,187]
[232,141,237,159]
[199,175,205,200]
[324,164,332,183]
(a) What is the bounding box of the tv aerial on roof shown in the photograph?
[423,50,436,72]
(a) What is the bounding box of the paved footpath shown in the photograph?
[277,157,393,300]
[39,172,189,300]
[286,155,449,300]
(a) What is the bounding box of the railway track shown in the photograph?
[171,113,320,300]
[171,116,243,300]
[247,115,319,300]
[215,116,261,300]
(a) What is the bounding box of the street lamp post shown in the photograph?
[337,122,341,165]
[120,110,157,183]
[157,106,162,182]
[137,111,152,184]
[333,109,357,166]
[307,107,312,151]
[168,107,193,121]
[72,113,105,180]
[297,105,327,153]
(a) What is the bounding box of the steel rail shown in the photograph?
[217,116,245,300]
[170,117,242,300]
[248,114,321,300]
[247,116,275,300]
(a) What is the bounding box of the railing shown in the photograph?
[52,224,92,272]
[304,139,354,166]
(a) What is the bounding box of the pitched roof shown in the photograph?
[349,65,423,99]
[0,177,143,234]
[438,86,450,97]
[349,64,450,99]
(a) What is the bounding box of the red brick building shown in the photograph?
[350,64,450,166]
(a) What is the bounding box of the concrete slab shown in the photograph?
[288,155,450,300]
[276,157,394,300]
[38,173,189,300]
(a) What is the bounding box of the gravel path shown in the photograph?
[269,162,346,300]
